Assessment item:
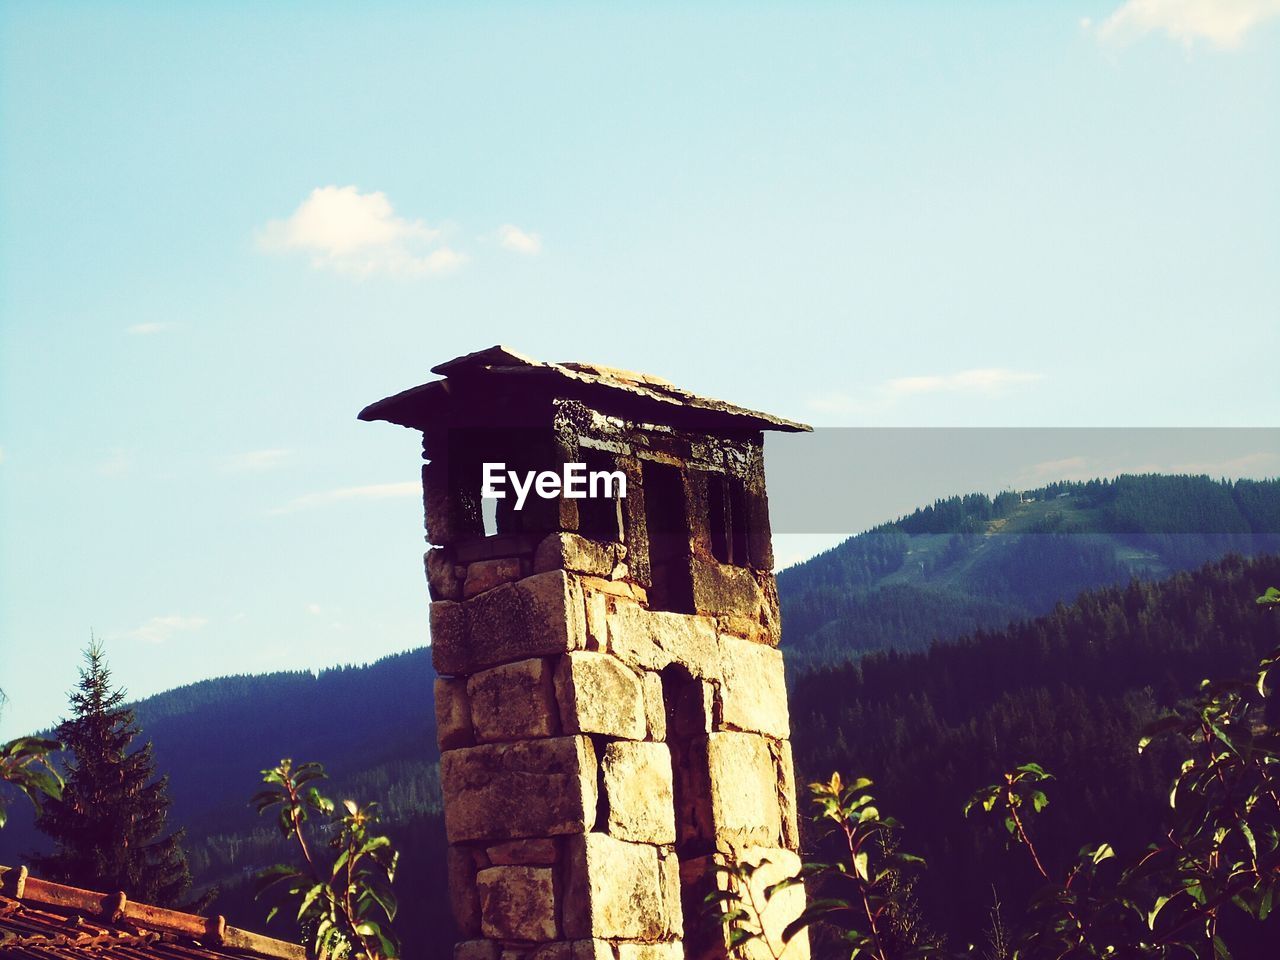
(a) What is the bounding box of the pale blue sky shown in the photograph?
[2,2,1278,735]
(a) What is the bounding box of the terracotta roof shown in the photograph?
[0,865,305,960]
[359,344,812,434]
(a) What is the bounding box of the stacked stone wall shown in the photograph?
[431,531,808,960]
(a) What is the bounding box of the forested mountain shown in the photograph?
[778,474,1280,668]
[792,551,1280,951]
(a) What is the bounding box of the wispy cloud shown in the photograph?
[497,224,543,255]
[115,615,209,645]
[126,322,174,336]
[883,368,1043,399]
[272,481,420,514]
[1095,0,1280,48]
[811,368,1043,415]
[221,448,293,474]
[257,186,465,277]
[95,450,134,477]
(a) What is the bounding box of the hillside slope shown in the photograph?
[778,474,1280,668]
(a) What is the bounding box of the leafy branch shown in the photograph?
[251,759,400,960]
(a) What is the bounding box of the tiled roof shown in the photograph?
[0,865,305,960]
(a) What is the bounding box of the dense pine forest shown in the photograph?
[3,473,1279,956]
[778,474,1280,667]
[792,552,1280,950]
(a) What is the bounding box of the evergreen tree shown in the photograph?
[33,639,192,906]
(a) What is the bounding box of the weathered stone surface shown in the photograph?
[715,613,779,648]
[534,532,623,576]
[455,940,500,960]
[569,942,615,960]
[447,845,482,935]
[658,849,683,939]
[682,849,808,960]
[771,738,800,851]
[475,865,558,941]
[615,945,683,960]
[641,670,666,741]
[706,732,782,847]
[606,605,720,679]
[717,636,789,738]
[585,590,608,651]
[467,658,558,742]
[431,570,586,675]
[689,558,776,624]
[436,677,474,750]
[555,653,645,739]
[464,557,524,599]
[440,736,597,843]
[580,575,647,603]
[527,944,572,960]
[562,833,668,940]
[486,838,558,865]
[427,548,462,601]
[601,741,675,843]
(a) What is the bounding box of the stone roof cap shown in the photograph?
[0,864,305,960]
[360,344,812,434]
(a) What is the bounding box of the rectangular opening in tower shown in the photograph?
[642,460,694,614]
[706,473,750,567]
[576,448,623,542]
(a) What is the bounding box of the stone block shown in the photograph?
[555,653,645,740]
[435,677,474,750]
[467,658,558,742]
[682,849,808,960]
[562,833,668,941]
[615,945,683,960]
[534,532,623,576]
[447,845,481,935]
[585,590,608,651]
[717,636,790,739]
[606,605,720,680]
[440,736,597,843]
[475,865,557,941]
[715,613,779,648]
[705,732,782,847]
[528,945,572,960]
[659,849,683,939]
[455,940,500,960]
[427,548,461,601]
[464,557,524,599]
[486,838,558,865]
[601,741,675,844]
[641,670,666,741]
[689,559,775,624]
[569,942,615,960]
[771,739,800,851]
[431,570,586,675]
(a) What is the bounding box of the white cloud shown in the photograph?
[1096,0,1280,48]
[272,481,420,514]
[222,448,293,473]
[811,368,1043,415]
[258,186,465,277]
[116,615,209,645]
[126,322,174,335]
[883,368,1043,399]
[497,224,543,255]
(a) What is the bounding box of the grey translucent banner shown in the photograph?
[763,428,1280,536]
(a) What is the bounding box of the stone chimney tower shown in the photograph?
[360,346,812,960]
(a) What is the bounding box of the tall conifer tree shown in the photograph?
[34,639,192,906]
